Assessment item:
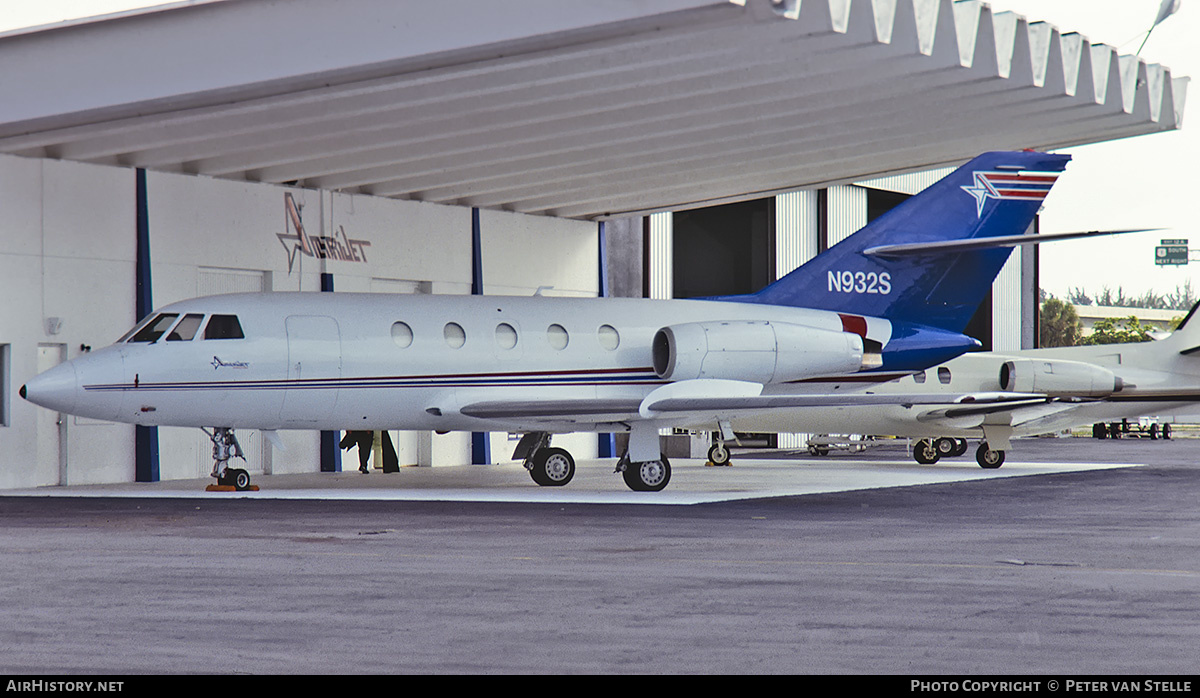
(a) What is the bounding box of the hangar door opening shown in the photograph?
[672,198,774,299]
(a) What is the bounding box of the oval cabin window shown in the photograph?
[392,322,413,348]
[444,322,466,349]
[597,325,620,351]
[546,324,569,350]
[495,323,518,350]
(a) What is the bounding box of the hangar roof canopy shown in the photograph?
[0,0,1187,220]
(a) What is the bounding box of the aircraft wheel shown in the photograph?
[934,437,958,457]
[623,455,671,492]
[807,445,829,456]
[913,439,940,465]
[707,443,731,466]
[230,469,252,491]
[1150,423,1159,440]
[976,443,1005,469]
[530,447,575,487]
[1164,423,1172,440]
[951,438,969,457]
[1093,423,1107,439]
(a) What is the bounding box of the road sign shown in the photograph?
[1156,240,1189,266]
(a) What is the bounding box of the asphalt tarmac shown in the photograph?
[1,436,1197,675]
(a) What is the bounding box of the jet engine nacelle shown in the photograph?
[999,358,1122,397]
[652,320,865,384]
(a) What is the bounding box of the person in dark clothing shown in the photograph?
[379,431,400,473]
[339,430,374,473]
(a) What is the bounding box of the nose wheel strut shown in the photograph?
[204,427,256,491]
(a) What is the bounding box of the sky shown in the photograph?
[1,1,1196,303]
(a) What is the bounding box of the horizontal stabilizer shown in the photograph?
[864,228,1161,259]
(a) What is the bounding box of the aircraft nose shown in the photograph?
[21,361,79,414]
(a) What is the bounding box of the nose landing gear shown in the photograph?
[203,427,257,492]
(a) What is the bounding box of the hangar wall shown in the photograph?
[0,156,137,489]
[0,153,601,489]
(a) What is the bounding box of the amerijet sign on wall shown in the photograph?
[277,193,372,274]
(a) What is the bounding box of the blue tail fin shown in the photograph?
[742,151,1070,333]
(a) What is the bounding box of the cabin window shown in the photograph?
[166,314,205,341]
[391,322,414,348]
[912,371,926,384]
[597,325,620,351]
[204,314,245,340]
[495,323,518,350]
[444,322,466,349]
[938,367,952,384]
[547,324,569,350]
[129,313,179,342]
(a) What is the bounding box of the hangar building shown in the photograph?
[0,0,1185,488]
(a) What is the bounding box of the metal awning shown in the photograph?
[0,0,1186,220]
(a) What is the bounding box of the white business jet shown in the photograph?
[828,302,1200,467]
[25,151,1120,491]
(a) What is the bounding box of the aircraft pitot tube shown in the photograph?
[651,320,864,384]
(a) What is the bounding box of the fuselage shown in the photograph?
[26,292,1200,444]
[20,291,992,436]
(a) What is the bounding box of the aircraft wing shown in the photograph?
[458,380,1054,426]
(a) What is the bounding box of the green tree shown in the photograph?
[1039,297,1082,347]
[1079,316,1155,345]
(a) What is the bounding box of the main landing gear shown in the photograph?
[204,427,256,491]
[515,432,672,492]
[515,433,576,487]
[616,452,672,492]
[912,437,1005,469]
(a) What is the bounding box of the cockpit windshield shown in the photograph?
[167,314,205,341]
[120,312,244,343]
[126,314,179,343]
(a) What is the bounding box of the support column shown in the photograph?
[470,208,491,465]
[134,169,159,483]
[597,220,616,459]
[319,271,341,472]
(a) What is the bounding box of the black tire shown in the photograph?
[1110,423,1121,439]
[231,469,251,491]
[707,443,731,465]
[913,439,940,465]
[1093,423,1107,439]
[951,438,969,457]
[1150,423,1160,440]
[976,443,1004,469]
[530,447,575,487]
[934,437,957,457]
[1164,423,1172,440]
[622,455,671,492]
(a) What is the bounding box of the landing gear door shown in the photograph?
[281,315,342,425]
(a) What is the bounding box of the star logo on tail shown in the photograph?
[961,170,1060,217]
